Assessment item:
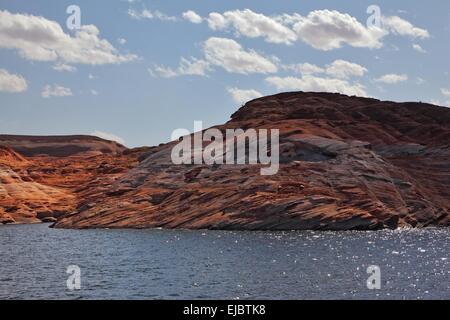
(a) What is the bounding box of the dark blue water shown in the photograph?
[0,223,448,299]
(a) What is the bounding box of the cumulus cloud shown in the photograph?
[382,16,430,39]
[0,10,137,65]
[325,59,368,79]
[227,88,263,104]
[207,12,228,30]
[52,63,76,72]
[374,74,408,84]
[128,8,176,21]
[148,65,178,78]
[266,75,367,97]
[0,68,27,93]
[203,37,277,74]
[149,38,276,77]
[149,57,211,78]
[91,130,125,145]
[285,59,367,79]
[292,10,386,50]
[207,9,297,44]
[203,9,428,51]
[178,57,212,76]
[412,43,426,53]
[41,84,73,98]
[285,62,324,75]
[183,10,203,24]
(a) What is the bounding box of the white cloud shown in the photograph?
[285,59,367,79]
[201,9,429,51]
[207,12,228,30]
[227,88,263,104]
[374,74,408,84]
[178,57,211,76]
[148,65,178,78]
[273,13,303,26]
[325,59,367,79]
[91,89,98,95]
[88,74,96,79]
[128,8,152,19]
[91,130,125,145]
[41,84,73,98]
[266,75,367,97]
[183,10,203,24]
[117,38,127,45]
[412,43,426,53]
[207,9,297,45]
[0,68,27,93]
[441,88,450,97]
[149,37,278,77]
[285,62,324,75]
[382,16,429,39]
[128,8,176,21]
[0,10,137,65]
[52,63,77,72]
[292,10,386,50]
[149,57,211,78]
[203,37,277,74]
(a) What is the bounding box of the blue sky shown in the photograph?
[0,0,449,147]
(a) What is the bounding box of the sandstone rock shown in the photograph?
[0,208,15,224]
[40,216,57,223]
[0,137,150,224]
[52,92,450,230]
[0,135,126,157]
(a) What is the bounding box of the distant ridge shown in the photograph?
[0,134,127,157]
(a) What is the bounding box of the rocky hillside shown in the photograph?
[0,135,126,157]
[53,92,450,230]
[0,138,149,224]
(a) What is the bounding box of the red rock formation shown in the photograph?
[0,135,126,157]
[52,92,450,230]
[0,145,71,223]
[0,138,149,224]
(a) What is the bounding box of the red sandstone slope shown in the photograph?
[0,134,126,157]
[0,145,28,165]
[0,145,73,224]
[54,92,450,230]
[0,137,149,224]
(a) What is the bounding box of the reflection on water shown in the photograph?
[0,223,448,299]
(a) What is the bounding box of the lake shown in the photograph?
[0,223,448,299]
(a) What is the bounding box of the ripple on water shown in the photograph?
[0,224,448,299]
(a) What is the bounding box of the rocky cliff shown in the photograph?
[51,92,450,230]
[0,137,149,224]
[0,135,126,157]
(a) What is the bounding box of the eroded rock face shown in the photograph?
[0,141,149,224]
[53,92,450,230]
[0,135,126,157]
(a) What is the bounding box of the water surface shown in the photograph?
[0,224,448,299]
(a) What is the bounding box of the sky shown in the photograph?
[0,0,449,147]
